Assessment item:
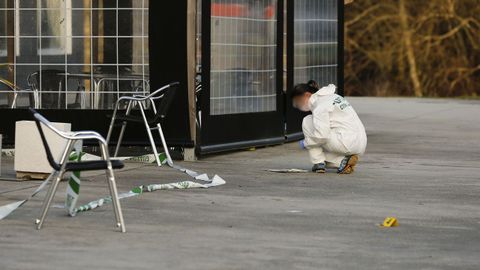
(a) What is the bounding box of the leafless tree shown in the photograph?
[345,0,480,97]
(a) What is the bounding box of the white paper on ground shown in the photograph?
[267,169,309,173]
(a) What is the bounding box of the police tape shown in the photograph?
[0,145,83,220]
[81,152,168,165]
[0,173,53,220]
[68,152,225,214]
[0,151,226,220]
[74,176,225,213]
[64,150,168,217]
[65,144,83,216]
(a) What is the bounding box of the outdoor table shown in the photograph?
[58,73,150,109]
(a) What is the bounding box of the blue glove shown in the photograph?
[299,140,306,150]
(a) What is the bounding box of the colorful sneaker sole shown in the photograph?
[338,155,359,174]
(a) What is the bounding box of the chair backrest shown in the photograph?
[155,82,179,122]
[28,70,66,109]
[28,69,64,90]
[0,78,17,91]
[29,108,62,170]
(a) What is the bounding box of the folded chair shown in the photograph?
[30,109,126,232]
[106,82,179,167]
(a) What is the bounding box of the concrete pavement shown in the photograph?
[0,97,479,269]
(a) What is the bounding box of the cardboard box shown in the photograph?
[15,121,71,174]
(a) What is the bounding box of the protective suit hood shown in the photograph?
[315,84,337,96]
[309,84,337,109]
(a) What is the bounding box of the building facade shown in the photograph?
[0,0,343,155]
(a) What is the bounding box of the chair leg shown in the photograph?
[138,103,162,166]
[105,168,126,233]
[156,123,174,166]
[114,121,127,157]
[146,126,161,167]
[108,101,133,157]
[11,93,18,109]
[36,170,65,230]
[106,113,117,146]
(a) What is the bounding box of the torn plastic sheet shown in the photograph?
[75,175,226,213]
[267,169,309,173]
[0,173,53,220]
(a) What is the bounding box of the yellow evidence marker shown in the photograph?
[381,217,398,227]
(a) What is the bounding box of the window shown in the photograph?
[294,0,338,86]
[0,0,7,57]
[35,0,73,55]
[210,0,278,115]
[0,0,149,109]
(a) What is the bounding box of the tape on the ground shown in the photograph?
[1,149,15,157]
[65,143,83,217]
[70,155,226,214]
[0,150,226,220]
[0,144,82,220]
[81,152,168,165]
[83,152,220,182]
[74,176,226,214]
[0,173,53,220]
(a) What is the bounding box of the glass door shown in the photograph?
[199,0,285,154]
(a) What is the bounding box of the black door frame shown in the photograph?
[199,0,286,154]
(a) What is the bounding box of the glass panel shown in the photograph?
[294,0,338,86]
[210,0,278,116]
[0,0,149,109]
[0,0,8,58]
[0,3,7,58]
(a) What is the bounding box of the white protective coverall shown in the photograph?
[302,84,367,167]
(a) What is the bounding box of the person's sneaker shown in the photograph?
[312,163,326,173]
[337,155,359,174]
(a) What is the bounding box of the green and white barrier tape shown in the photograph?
[74,176,225,213]
[0,173,52,220]
[67,151,225,214]
[65,143,83,216]
[81,152,168,165]
[1,150,226,220]
[1,149,167,165]
[1,149,15,157]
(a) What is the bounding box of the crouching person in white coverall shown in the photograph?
[291,81,367,174]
